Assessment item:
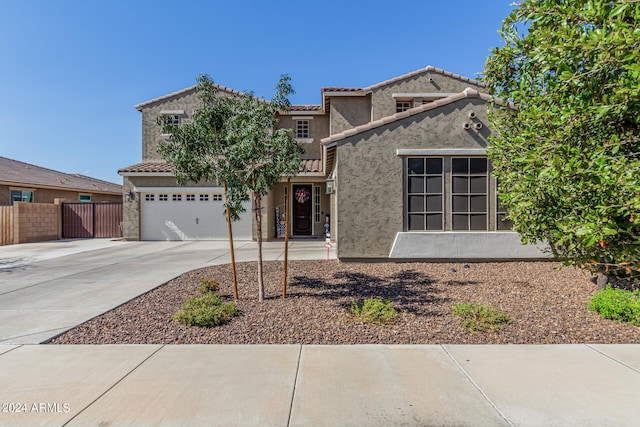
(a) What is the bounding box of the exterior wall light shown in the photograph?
[325,178,335,194]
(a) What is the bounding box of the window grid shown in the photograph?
[145,194,155,202]
[406,157,500,232]
[407,157,444,231]
[451,157,488,231]
[212,194,223,201]
[164,115,180,126]
[396,101,411,113]
[296,120,310,139]
[200,194,209,202]
[314,186,321,223]
[159,194,168,201]
[172,194,182,202]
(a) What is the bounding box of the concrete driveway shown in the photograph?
[0,238,334,344]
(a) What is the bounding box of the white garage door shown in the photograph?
[140,189,252,241]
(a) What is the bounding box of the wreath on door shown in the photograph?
[295,187,310,203]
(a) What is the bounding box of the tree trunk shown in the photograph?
[223,182,238,300]
[254,189,264,302]
[282,178,291,298]
[596,271,609,292]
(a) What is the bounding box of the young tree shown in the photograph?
[218,76,304,301]
[157,75,244,299]
[484,0,640,285]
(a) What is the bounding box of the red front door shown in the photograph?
[292,184,312,235]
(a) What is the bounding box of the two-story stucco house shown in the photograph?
[119,66,545,260]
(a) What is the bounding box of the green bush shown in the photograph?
[349,297,398,326]
[174,292,239,327]
[199,278,220,295]
[453,302,511,332]
[589,285,640,325]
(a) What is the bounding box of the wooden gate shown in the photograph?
[62,202,122,238]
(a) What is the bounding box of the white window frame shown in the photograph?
[314,185,321,223]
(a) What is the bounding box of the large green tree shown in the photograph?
[484,0,640,284]
[218,75,303,301]
[158,75,244,299]
[159,74,303,301]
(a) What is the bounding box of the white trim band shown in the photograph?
[396,148,487,156]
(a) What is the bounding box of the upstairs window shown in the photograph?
[396,101,411,113]
[163,114,180,127]
[296,120,310,139]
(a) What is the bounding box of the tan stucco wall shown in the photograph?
[277,114,329,160]
[335,98,491,259]
[371,71,486,121]
[140,90,202,162]
[329,96,371,135]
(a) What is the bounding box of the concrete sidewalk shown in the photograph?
[0,239,335,344]
[1,239,639,426]
[0,344,639,426]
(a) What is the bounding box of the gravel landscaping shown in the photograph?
[49,260,640,345]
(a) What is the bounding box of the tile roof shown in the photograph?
[118,163,176,174]
[303,159,322,173]
[290,105,323,111]
[119,160,323,174]
[0,156,122,194]
[321,88,515,147]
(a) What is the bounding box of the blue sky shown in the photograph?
[0,0,515,184]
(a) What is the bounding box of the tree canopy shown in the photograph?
[484,0,640,278]
[158,74,304,300]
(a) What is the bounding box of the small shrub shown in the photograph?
[174,292,239,327]
[349,297,398,326]
[199,278,220,294]
[453,302,511,332]
[589,285,640,325]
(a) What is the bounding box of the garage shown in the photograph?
[139,188,252,241]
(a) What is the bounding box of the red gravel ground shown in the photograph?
[49,260,640,345]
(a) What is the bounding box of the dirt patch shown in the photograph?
[49,260,640,344]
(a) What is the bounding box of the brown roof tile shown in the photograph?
[0,156,122,194]
[302,159,322,173]
[290,105,323,111]
[120,160,323,174]
[118,163,177,174]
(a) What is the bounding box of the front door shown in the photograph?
[292,184,312,235]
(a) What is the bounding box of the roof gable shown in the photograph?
[134,83,246,111]
[321,89,513,147]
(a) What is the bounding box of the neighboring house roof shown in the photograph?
[0,156,122,194]
[321,88,514,147]
[118,159,323,175]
